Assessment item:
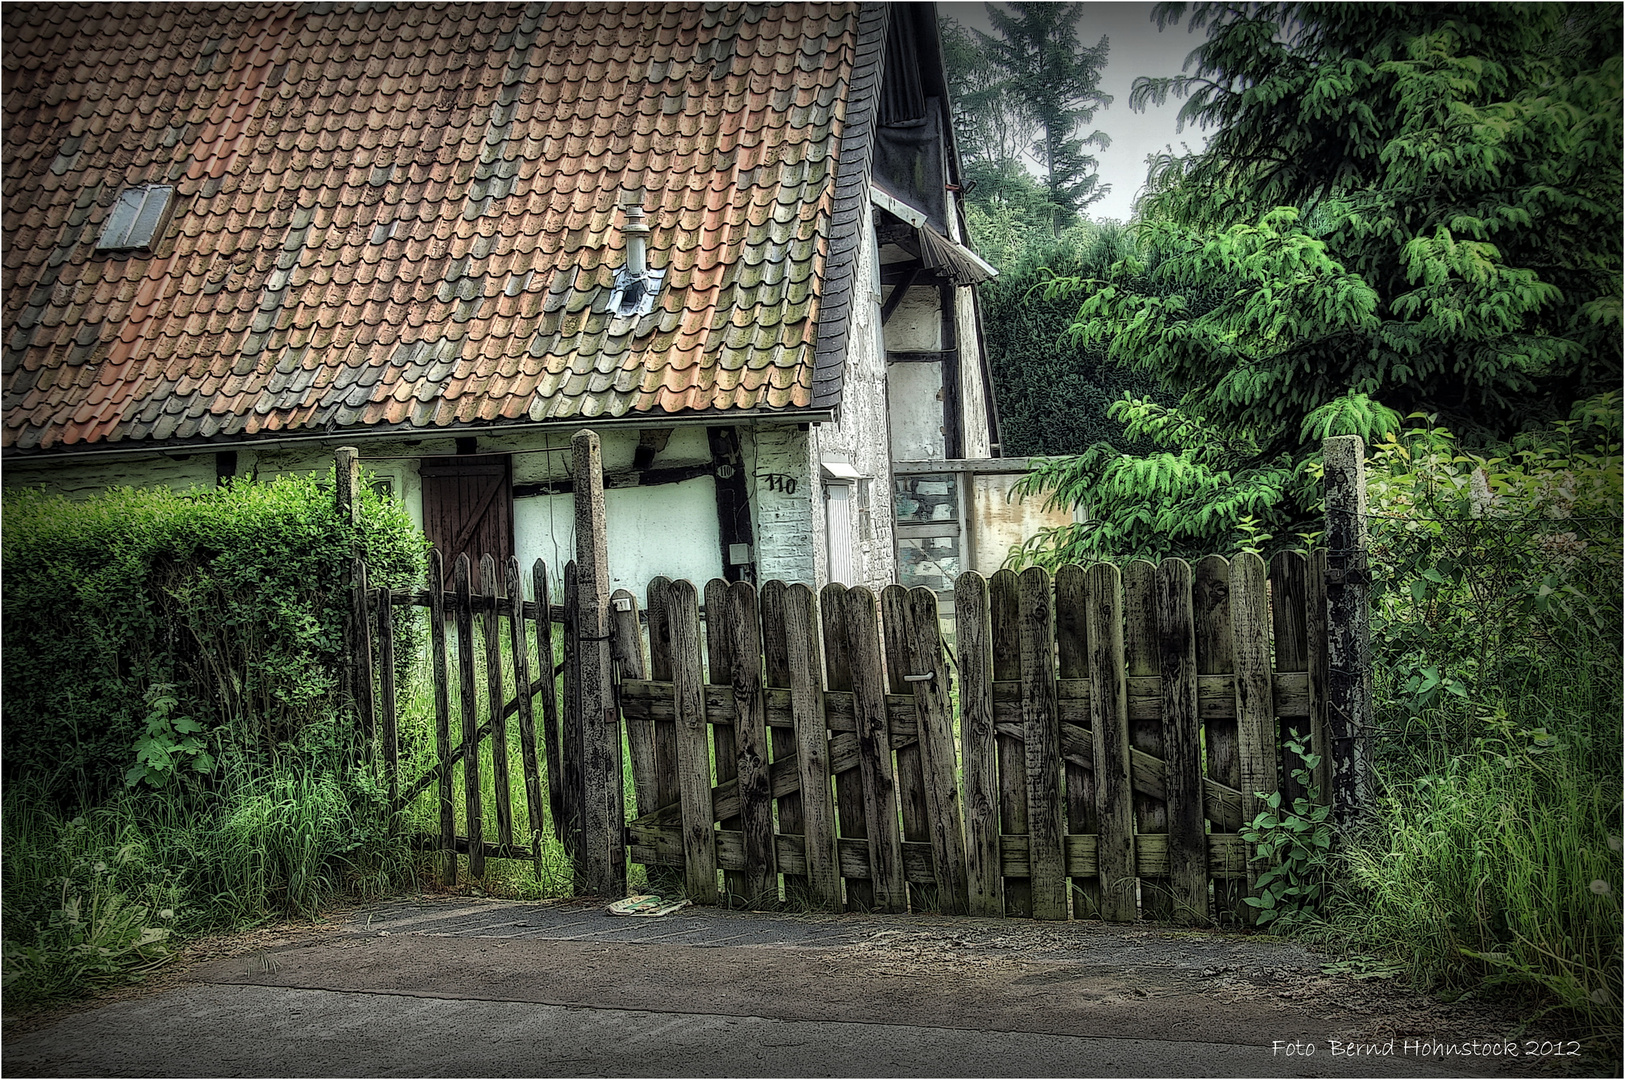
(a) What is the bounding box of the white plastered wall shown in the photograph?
[471,427,723,597]
[807,199,897,591]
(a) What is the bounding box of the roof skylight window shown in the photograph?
[97,185,175,251]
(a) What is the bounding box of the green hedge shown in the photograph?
[1,472,427,805]
[978,222,1176,457]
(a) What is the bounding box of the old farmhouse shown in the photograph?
[2,2,1026,593]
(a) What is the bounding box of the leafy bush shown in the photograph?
[1242,734,1334,930]
[1325,404,1623,1040]
[1,472,427,804]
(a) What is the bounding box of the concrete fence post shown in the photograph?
[1322,435,1372,825]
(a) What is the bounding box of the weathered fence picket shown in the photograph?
[453,554,484,878]
[1194,554,1245,924]
[847,586,908,913]
[955,572,1001,917]
[786,582,839,909]
[821,582,872,911]
[759,580,808,902]
[1154,558,1205,921]
[509,557,547,881]
[481,554,513,854]
[1123,559,1170,920]
[989,568,1030,918]
[669,578,719,904]
[1231,552,1278,921]
[1085,562,1136,922]
[1054,563,1097,918]
[429,549,456,885]
[725,581,777,904]
[614,552,1326,921]
[881,584,929,911]
[377,576,399,813]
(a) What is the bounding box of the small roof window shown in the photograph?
[97,185,174,251]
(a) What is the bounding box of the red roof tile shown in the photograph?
[4,2,885,452]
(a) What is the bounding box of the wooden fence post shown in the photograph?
[1323,435,1372,825]
[334,446,361,525]
[335,446,362,764]
[572,429,625,898]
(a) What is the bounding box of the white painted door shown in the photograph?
[825,481,854,585]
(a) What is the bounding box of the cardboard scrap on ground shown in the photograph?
[606,895,692,917]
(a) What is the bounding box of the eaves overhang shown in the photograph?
[0,406,838,463]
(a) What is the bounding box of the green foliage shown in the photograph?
[1022,3,1620,557]
[942,17,1037,167]
[1364,401,1622,753]
[1241,734,1333,930]
[1009,391,1325,564]
[211,767,402,918]
[1,837,175,1003]
[1335,731,1621,1040]
[1,762,416,1009]
[975,221,1176,462]
[943,3,1112,225]
[1321,403,1623,1040]
[1142,2,1621,433]
[126,684,213,789]
[1,472,427,805]
[961,160,1075,269]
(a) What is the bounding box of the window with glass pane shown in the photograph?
[97,185,174,250]
[895,472,961,590]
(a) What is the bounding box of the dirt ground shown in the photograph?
[4,893,1615,1078]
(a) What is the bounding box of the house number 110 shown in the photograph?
[760,473,798,494]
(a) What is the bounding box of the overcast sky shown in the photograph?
[939,1,1212,221]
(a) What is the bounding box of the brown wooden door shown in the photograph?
[420,455,513,573]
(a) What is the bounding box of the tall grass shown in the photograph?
[1331,680,1621,1034]
[1319,415,1623,1044]
[2,761,414,1008]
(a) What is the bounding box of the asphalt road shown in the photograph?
[2,898,1598,1078]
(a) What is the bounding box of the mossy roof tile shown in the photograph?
[4,1,890,452]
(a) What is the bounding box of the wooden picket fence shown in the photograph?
[616,551,1329,923]
[341,434,1361,922]
[354,549,567,885]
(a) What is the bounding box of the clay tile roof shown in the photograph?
[3,2,887,453]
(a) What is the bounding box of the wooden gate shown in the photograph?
[352,548,566,884]
[616,552,1328,923]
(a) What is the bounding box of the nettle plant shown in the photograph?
[126,685,213,789]
[1241,733,1333,930]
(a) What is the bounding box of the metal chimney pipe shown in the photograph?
[624,204,650,278]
